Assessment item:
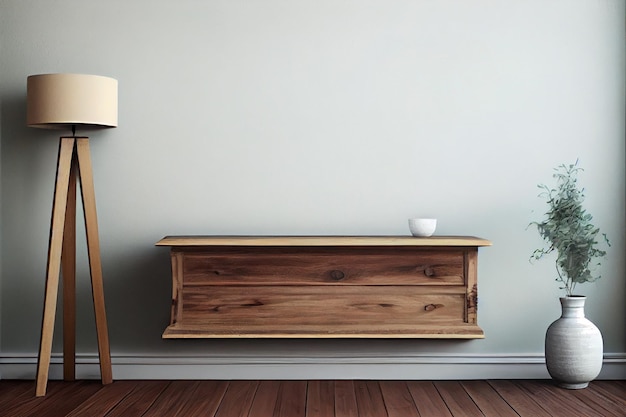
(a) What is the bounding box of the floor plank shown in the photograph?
[406,381,453,417]
[142,380,203,417]
[461,380,518,417]
[176,380,229,417]
[488,380,551,417]
[306,380,335,417]
[65,380,138,417]
[276,381,307,417]
[433,381,483,417]
[593,380,626,404]
[214,380,259,417]
[249,380,281,417]
[567,383,624,417]
[379,381,420,417]
[516,380,603,417]
[105,380,170,417]
[354,380,388,417]
[20,380,102,417]
[0,380,34,409]
[0,381,65,417]
[334,380,358,417]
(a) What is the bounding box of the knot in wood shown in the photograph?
[424,266,435,277]
[329,270,345,281]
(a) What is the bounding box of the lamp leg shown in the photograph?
[76,138,113,385]
[36,138,76,397]
[62,151,78,381]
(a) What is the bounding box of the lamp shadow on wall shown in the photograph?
[100,246,173,353]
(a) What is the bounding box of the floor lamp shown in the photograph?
[26,73,118,397]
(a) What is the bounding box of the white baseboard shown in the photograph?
[1,353,624,380]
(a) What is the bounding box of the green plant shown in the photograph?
[530,161,610,296]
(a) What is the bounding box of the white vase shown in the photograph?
[545,296,603,389]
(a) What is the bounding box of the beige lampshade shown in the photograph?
[27,73,118,129]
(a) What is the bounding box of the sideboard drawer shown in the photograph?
[181,247,465,286]
[180,286,466,332]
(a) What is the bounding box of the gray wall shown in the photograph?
[1,0,625,378]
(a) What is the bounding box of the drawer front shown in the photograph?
[178,247,465,286]
[179,285,466,332]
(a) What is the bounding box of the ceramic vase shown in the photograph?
[545,296,603,389]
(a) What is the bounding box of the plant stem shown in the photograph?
[555,262,571,296]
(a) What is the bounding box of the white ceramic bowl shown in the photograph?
[408,218,437,237]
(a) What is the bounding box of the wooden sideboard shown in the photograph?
[155,236,491,339]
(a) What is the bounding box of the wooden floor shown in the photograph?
[0,379,624,417]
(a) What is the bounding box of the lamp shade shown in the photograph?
[27,73,118,129]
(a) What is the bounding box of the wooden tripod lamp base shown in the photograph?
[26,73,118,397]
[35,137,113,396]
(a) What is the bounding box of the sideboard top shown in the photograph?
[156,236,492,247]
